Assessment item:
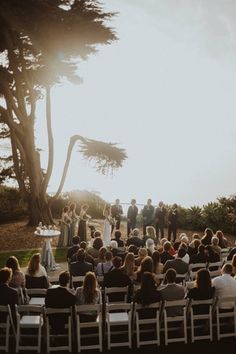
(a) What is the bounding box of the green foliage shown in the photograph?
[0,185,27,222]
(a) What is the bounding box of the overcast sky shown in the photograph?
[35,0,236,207]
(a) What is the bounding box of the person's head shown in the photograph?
[59,271,70,287]
[128,245,138,255]
[159,201,164,207]
[72,236,80,246]
[132,228,139,237]
[140,256,153,274]
[204,245,214,257]
[63,206,69,213]
[152,250,161,268]
[82,272,98,304]
[196,269,211,290]
[160,238,168,246]
[165,268,176,284]
[180,233,189,245]
[138,248,148,258]
[6,256,20,273]
[222,263,233,275]
[131,199,136,206]
[0,267,12,285]
[112,256,122,269]
[211,236,219,246]
[204,228,214,239]
[232,254,236,268]
[193,239,201,249]
[94,231,102,238]
[69,203,76,211]
[110,240,118,249]
[140,272,156,292]
[147,198,152,205]
[177,247,187,259]
[192,233,200,240]
[146,226,156,240]
[173,203,178,209]
[198,244,205,254]
[146,238,155,253]
[105,251,113,262]
[82,204,89,211]
[80,241,87,250]
[28,253,41,276]
[163,241,171,252]
[114,230,122,239]
[98,247,107,261]
[76,249,86,262]
[123,253,135,275]
[93,237,103,250]
[115,199,120,205]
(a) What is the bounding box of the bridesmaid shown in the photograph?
[78,204,91,243]
[58,206,71,247]
[68,203,78,246]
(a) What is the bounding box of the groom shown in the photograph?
[111,199,123,234]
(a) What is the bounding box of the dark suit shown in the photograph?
[126,236,144,248]
[167,209,178,242]
[111,204,123,232]
[127,205,138,235]
[142,205,154,235]
[70,260,93,277]
[0,284,19,324]
[67,245,80,261]
[163,258,189,275]
[160,251,174,265]
[155,207,166,239]
[45,286,76,333]
[190,253,207,265]
[103,268,132,301]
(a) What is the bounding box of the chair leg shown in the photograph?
[37,323,41,353]
[16,324,20,353]
[99,321,102,352]
[136,316,140,348]
[107,320,111,350]
[69,319,72,353]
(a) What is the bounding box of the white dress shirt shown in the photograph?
[212,273,236,308]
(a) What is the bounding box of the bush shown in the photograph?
[0,185,28,222]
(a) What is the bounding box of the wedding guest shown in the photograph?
[167,204,178,242]
[160,241,175,264]
[152,251,164,275]
[0,267,19,324]
[188,239,201,257]
[67,236,80,263]
[75,272,101,305]
[144,226,156,245]
[78,204,91,242]
[201,228,214,246]
[155,201,166,240]
[142,199,155,235]
[96,251,113,276]
[70,249,93,277]
[135,248,148,267]
[73,241,95,268]
[68,203,78,246]
[114,230,125,248]
[58,205,71,247]
[205,245,220,263]
[134,272,161,307]
[215,230,228,248]
[111,199,123,233]
[227,240,236,261]
[127,199,139,236]
[190,245,207,265]
[134,256,153,283]
[146,238,156,255]
[211,236,221,257]
[121,252,136,279]
[6,256,25,288]
[87,237,103,259]
[103,256,131,293]
[212,264,236,308]
[126,228,144,248]
[25,253,49,288]
[163,248,189,275]
[94,247,107,266]
[128,245,139,256]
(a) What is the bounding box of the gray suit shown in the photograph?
[160,283,185,316]
[163,258,189,275]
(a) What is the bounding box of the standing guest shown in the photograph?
[142,199,155,236]
[111,199,123,233]
[135,248,148,267]
[96,251,114,276]
[215,230,228,248]
[114,230,125,248]
[87,237,103,259]
[6,256,25,288]
[126,228,144,248]
[155,201,166,240]
[134,256,153,283]
[68,203,78,246]
[58,205,71,247]
[160,241,175,264]
[121,252,136,279]
[75,272,101,305]
[67,236,80,263]
[201,228,214,246]
[0,267,19,325]
[77,204,91,243]
[212,264,236,308]
[167,204,178,242]
[134,272,161,306]
[211,236,221,257]
[70,249,93,277]
[127,199,138,236]
[103,204,112,247]
[45,271,76,333]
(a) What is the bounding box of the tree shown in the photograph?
[0,0,127,225]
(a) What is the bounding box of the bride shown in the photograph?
[103,204,113,247]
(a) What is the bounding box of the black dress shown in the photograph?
[78,213,88,242]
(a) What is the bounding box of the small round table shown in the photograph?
[34,230,61,272]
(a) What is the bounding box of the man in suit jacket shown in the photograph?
[67,236,80,262]
[0,267,19,324]
[167,204,179,242]
[127,199,138,236]
[126,228,144,248]
[142,199,154,235]
[163,248,189,275]
[45,271,76,333]
[111,199,123,233]
[155,201,166,239]
[70,249,93,276]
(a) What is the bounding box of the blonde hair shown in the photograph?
[27,253,40,276]
[121,253,135,277]
[146,226,156,239]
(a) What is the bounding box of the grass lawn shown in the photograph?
[0,248,67,268]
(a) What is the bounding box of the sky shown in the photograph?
[35,0,236,208]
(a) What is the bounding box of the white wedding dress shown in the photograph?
[103,217,111,246]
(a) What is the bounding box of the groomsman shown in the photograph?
[168,203,179,242]
[111,199,123,233]
[155,201,166,239]
[142,198,154,236]
[127,199,138,236]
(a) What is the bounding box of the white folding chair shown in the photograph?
[15,305,44,353]
[134,302,160,347]
[71,276,85,289]
[76,304,102,352]
[106,303,132,349]
[26,288,47,306]
[216,296,236,340]
[176,273,188,286]
[189,298,214,342]
[97,276,104,286]
[208,262,222,278]
[189,263,206,281]
[221,248,231,261]
[45,307,73,353]
[163,299,188,345]
[0,305,13,353]
[105,287,128,303]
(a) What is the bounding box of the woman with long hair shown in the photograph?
[58,205,71,247]
[152,251,163,275]
[121,252,136,278]
[186,268,215,300]
[94,247,107,266]
[134,256,153,283]
[68,202,78,246]
[6,256,25,288]
[25,253,49,288]
[201,228,214,246]
[215,230,228,248]
[78,204,91,243]
[134,272,161,307]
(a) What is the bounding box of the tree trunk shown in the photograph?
[27,193,54,226]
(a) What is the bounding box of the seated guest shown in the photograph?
[146,238,156,255]
[128,245,138,256]
[134,256,153,283]
[215,230,228,248]
[205,245,220,263]
[74,241,95,268]
[211,236,221,257]
[187,269,215,300]
[67,236,80,262]
[87,237,103,259]
[96,251,113,276]
[173,233,189,251]
[227,240,236,261]
[0,267,19,325]
[6,256,25,288]
[126,228,144,248]
[109,240,119,257]
[89,230,102,247]
[45,271,76,333]
[160,241,175,264]
[188,239,201,258]
[70,249,93,276]
[163,247,189,275]
[152,251,164,275]
[75,272,101,305]
[121,252,136,279]
[157,238,168,253]
[232,254,236,276]
[114,230,125,248]
[201,228,214,246]
[143,226,156,245]
[212,264,236,308]
[135,248,148,267]
[190,245,207,265]
[178,243,190,263]
[94,246,107,266]
[25,253,49,288]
